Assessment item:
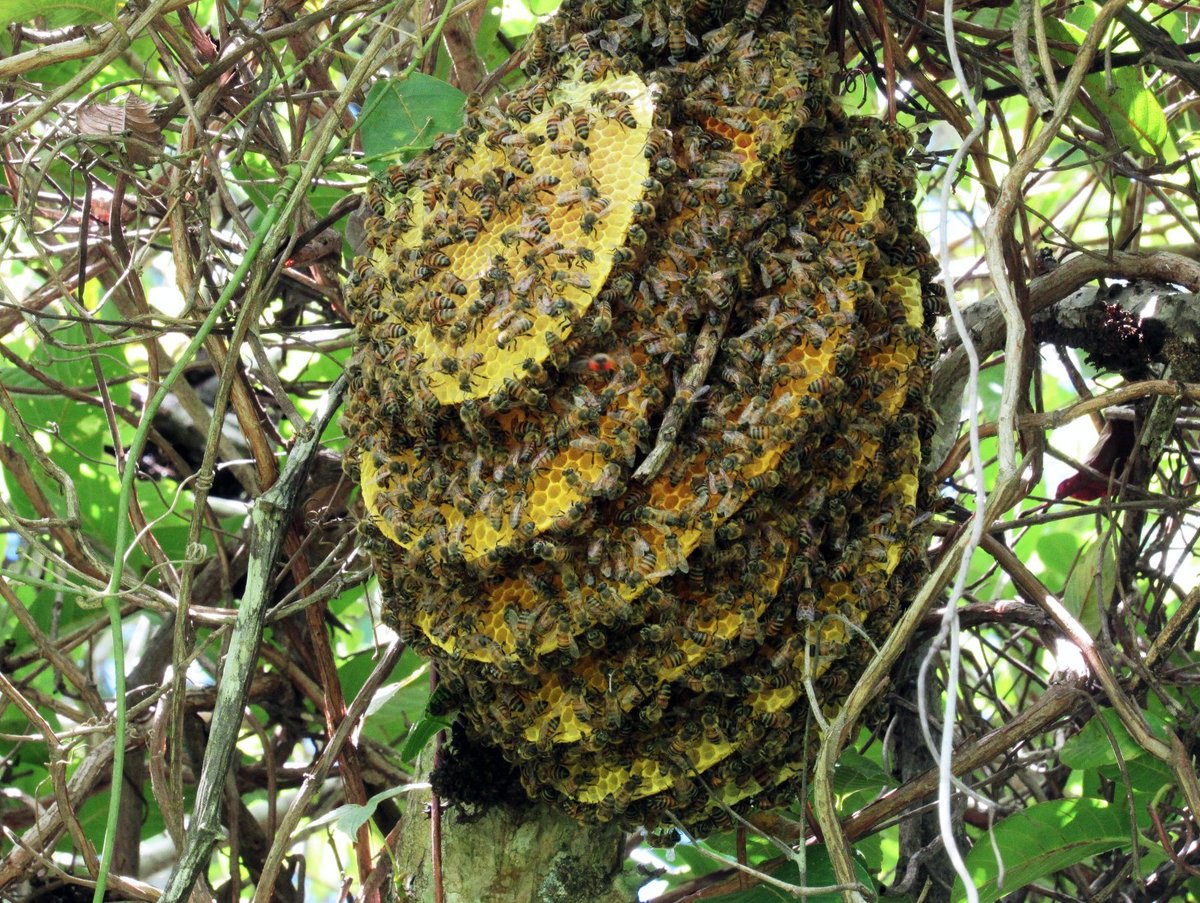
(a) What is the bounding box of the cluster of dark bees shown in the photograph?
[342,0,943,832]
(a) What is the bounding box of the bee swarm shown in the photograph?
[342,0,943,832]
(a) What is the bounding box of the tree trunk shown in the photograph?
[392,792,634,903]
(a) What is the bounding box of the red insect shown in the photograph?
[568,353,618,375]
[586,353,616,373]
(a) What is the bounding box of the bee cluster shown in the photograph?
[342,0,943,832]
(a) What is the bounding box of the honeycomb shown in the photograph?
[343,0,944,833]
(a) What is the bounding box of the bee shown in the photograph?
[746,470,780,492]
[750,254,786,288]
[421,247,451,270]
[573,112,592,140]
[568,32,591,58]
[667,16,689,60]
[537,294,572,320]
[517,356,547,382]
[506,489,527,531]
[566,687,592,725]
[580,189,610,215]
[497,129,534,148]
[507,100,534,124]
[554,245,594,266]
[535,715,561,748]
[415,179,442,211]
[530,539,569,564]
[808,375,844,397]
[376,320,415,341]
[585,54,617,80]
[526,82,548,113]
[607,248,640,272]
[386,168,410,195]
[525,173,561,197]
[510,146,535,174]
[607,103,639,130]
[630,200,656,220]
[579,0,605,22]
[503,226,539,246]
[554,627,580,658]
[433,269,469,298]
[551,271,591,290]
[351,257,375,283]
[549,138,588,156]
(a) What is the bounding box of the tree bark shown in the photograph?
[392,793,634,903]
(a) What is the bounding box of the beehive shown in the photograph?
[343,0,943,833]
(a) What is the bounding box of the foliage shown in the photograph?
[1,0,1200,901]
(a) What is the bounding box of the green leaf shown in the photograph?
[703,846,875,902]
[1043,19,1170,156]
[1034,530,1078,591]
[306,783,429,836]
[0,315,200,569]
[338,646,429,744]
[1083,68,1170,157]
[0,0,115,27]
[664,841,723,879]
[499,0,540,41]
[1061,536,1115,637]
[1108,757,1174,831]
[954,798,1130,903]
[359,74,466,172]
[834,750,893,795]
[1061,707,1171,770]
[400,714,453,762]
[474,0,512,73]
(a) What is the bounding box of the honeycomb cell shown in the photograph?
[361,66,655,413]
[343,0,942,834]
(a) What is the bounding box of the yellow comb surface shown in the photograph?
[343,0,943,834]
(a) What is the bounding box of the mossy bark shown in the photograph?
[391,792,634,903]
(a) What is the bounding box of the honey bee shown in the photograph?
[667,16,694,61]
[746,471,780,492]
[567,32,591,58]
[549,138,588,156]
[630,200,656,220]
[573,0,606,23]
[510,146,535,174]
[386,167,410,195]
[507,100,535,124]
[554,627,580,659]
[421,248,451,270]
[551,271,592,290]
[573,112,592,140]
[605,103,639,129]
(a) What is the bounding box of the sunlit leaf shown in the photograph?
[703,847,875,902]
[1044,19,1171,156]
[1035,530,1078,593]
[307,783,431,836]
[0,0,115,27]
[359,73,466,172]
[954,798,1130,903]
[1061,707,1171,770]
[400,713,454,762]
